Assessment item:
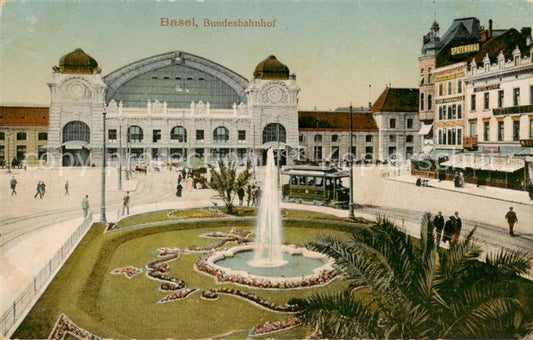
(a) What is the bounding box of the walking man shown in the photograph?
[64,180,69,195]
[451,211,462,245]
[81,195,90,217]
[40,181,46,197]
[433,211,445,246]
[34,181,43,199]
[237,187,245,206]
[505,207,518,236]
[10,176,17,195]
[122,191,131,216]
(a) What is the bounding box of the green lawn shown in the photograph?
[14,218,361,339]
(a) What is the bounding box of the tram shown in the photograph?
[281,165,350,209]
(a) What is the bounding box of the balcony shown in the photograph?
[463,136,478,150]
[520,139,533,147]
[493,105,533,116]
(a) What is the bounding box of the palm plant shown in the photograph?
[293,214,531,339]
[208,159,252,214]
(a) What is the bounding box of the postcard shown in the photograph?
[1,1,532,339]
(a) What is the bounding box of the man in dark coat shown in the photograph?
[451,211,462,245]
[505,207,518,236]
[237,187,245,206]
[433,211,445,245]
[10,176,17,195]
[176,183,183,197]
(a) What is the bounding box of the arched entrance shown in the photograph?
[262,123,287,166]
[62,121,90,166]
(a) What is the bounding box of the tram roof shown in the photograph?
[282,165,349,177]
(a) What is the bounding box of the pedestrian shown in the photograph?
[122,191,130,216]
[177,173,182,184]
[246,184,253,207]
[64,180,69,195]
[81,195,89,217]
[176,183,183,197]
[237,187,245,206]
[451,211,462,245]
[186,175,193,192]
[526,182,533,201]
[10,176,17,195]
[443,216,454,244]
[34,181,43,199]
[433,211,445,245]
[505,207,518,236]
[40,181,46,197]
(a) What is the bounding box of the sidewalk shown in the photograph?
[386,172,532,206]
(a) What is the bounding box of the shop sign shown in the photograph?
[450,43,480,56]
[435,72,465,82]
[436,96,464,104]
[474,84,500,92]
[483,146,500,153]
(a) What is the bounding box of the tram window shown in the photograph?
[315,177,323,187]
[298,176,306,185]
[291,176,298,185]
[325,178,331,188]
[307,177,315,186]
[335,178,341,187]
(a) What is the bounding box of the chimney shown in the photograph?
[489,19,493,38]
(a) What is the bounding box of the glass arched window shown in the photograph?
[170,126,187,142]
[420,93,425,111]
[213,126,229,143]
[314,134,322,143]
[428,94,432,110]
[63,121,90,143]
[127,126,143,143]
[262,123,286,144]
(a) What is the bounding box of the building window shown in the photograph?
[16,132,26,141]
[513,121,520,141]
[457,129,462,145]
[331,146,339,159]
[457,79,462,94]
[428,67,432,83]
[457,104,462,119]
[406,135,413,143]
[196,129,204,141]
[447,106,452,120]
[63,121,90,143]
[170,126,187,142]
[484,122,490,141]
[420,93,424,111]
[263,123,286,143]
[331,134,338,142]
[314,134,322,143]
[439,84,443,96]
[238,130,246,141]
[299,135,305,143]
[448,81,452,95]
[365,135,372,142]
[313,146,322,160]
[38,132,48,141]
[16,145,26,160]
[170,148,187,160]
[469,122,477,137]
[195,148,204,159]
[530,120,533,138]
[153,129,161,143]
[389,118,396,129]
[213,126,229,143]
[471,94,476,111]
[108,129,117,141]
[388,147,397,158]
[389,135,396,143]
[0,145,4,160]
[498,90,504,108]
[530,86,533,105]
[428,94,432,110]
[420,68,424,85]
[407,118,413,129]
[484,92,490,110]
[498,121,504,141]
[438,106,443,120]
[438,129,443,144]
[127,126,143,143]
[513,88,520,106]
[365,146,373,159]
[452,104,457,119]
[406,147,414,158]
[0,132,4,140]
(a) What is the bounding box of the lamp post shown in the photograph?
[126,125,131,181]
[6,132,11,173]
[100,111,107,224]
[118,124,122,191]
[348,104,355,219]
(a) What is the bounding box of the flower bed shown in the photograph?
[157,289,197,304]
[202,288,299,313]
[110,266,143,279]
[49,314,99,340]
[249,317,300,337]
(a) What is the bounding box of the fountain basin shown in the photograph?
[195,244,338,289]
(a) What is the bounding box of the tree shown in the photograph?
[293,214,531,339]
[209,159,252,214]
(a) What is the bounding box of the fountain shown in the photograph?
[248,148,287,267]
[195,148,337,289]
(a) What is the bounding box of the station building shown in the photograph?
[45,49,300,166]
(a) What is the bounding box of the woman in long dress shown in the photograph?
[186,175,194,192]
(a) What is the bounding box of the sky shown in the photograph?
[0,0,531,110]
